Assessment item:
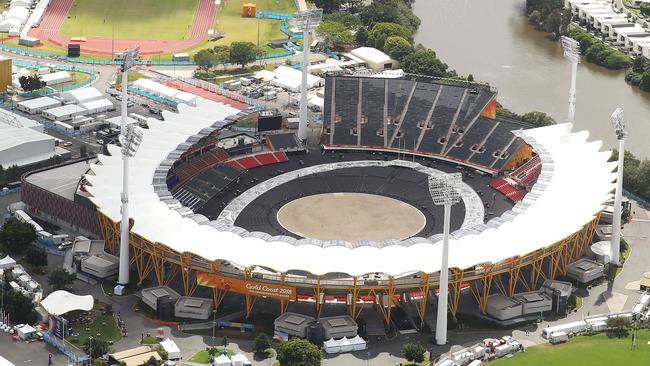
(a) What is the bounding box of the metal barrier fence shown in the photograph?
[256,10,294,20]
[127,86,179,107]
[0,41,293,65]
[624,189,650,210]
[176,76,267,111]
[42,332,89,363]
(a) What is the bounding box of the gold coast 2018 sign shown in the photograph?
[197,272,297,300]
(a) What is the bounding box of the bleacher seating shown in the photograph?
[323,75,528,172]
[489,177,526,203]
[510,155,542,186]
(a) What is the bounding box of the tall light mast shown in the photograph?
[295,8,322,141]
[428,173,462,345]
[610,108,626,266]
[116,46,142,295]
[561,36,580,133]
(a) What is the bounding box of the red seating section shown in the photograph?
[172,148,231,182]
[227,151,288,170]
[489,177,526,203]
[511,155,542,186]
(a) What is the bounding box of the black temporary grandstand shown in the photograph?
[173,164,243,210]
[323,75,528,171]
[267,132,304,152]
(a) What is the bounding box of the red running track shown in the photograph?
[29,0,216,55]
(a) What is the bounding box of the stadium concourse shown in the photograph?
[25,73,615,328]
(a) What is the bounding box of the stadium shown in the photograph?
[21,73,615,328]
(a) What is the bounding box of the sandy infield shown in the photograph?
[276,193,426,242]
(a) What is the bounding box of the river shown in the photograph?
[413,0,650,158]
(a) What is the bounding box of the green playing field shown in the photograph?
[491,330,650,366]
[60,0,199,40]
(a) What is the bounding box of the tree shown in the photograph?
[317,20,354,49]
[361,0,420,34]
[324,12,362,30]
[229,42,258,69]
[355,27,369,46]
[641,3,650,17]
[401,45,449,77]
[221,336,229,349]
[18,75,46,92]
[640,71,650,92]
[520,111,556,128]
[311,0,341,13]
[213,45,230,68]
[368,22,412,50]
[83,338,110,359]
[383,35,413,61]
[0,218,37,254]
[402,343,426,363]
[24,246,48,267]
[276,338,322,366]
[467,74,474,82]
[606,316,630,338]
[632,56,650,74]
[193,49,216,71]
[253,333,272,355]
[48,268,76,291]
[603,52,631,70]
[1,289,38,324]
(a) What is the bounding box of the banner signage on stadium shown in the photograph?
[196,272,297,300]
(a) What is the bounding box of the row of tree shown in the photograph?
[625,55,650,92]
[569,29,632,70]
[610,149,650,201]
[495,103,556,128]
[193,42,264,71]
[526,0,571,39]
[316,0,456,79]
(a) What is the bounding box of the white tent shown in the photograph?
[213,354,231,366]
[159,338,181,360]
[0,256,16,270]
[40,290,93,316]
[323,338,341,354]
[17,324,36,340]
[230,353,249,366]
[339,337,353,353]
[349,335,366,351]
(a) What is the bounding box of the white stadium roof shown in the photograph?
[86,97,615,276]
[40,290,94,316]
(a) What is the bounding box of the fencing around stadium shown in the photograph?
[0,41,294,65]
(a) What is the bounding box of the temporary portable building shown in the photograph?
[0,256,16,270]
[42,104,87,121]
[338,337,353,353]
[80,98,114,114]
[39,71,72,86]
[16,96,61,114]
[63,87,103,104]
[17,324,36,340]
[159,338,181,360]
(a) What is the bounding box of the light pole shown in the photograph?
[610,108,626,266]
[294,8,322,141]
[116,46,141,295]
[561,36,580,133]
[428,173,462,346]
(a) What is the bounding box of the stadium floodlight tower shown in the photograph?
[610,108,626,266]
[294,8,322,141]
[115,46,140,295]
[561,36,580,133]
[428,172,462,345]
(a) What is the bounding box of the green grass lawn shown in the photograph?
[491,330,650,366]
[60,0,199,40]
[67,314,122,345]
[190,349,235,364]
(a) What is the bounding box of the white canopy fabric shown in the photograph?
[230,353,249,366]
[0,256,16,270]
[350,335,366,351]
[86,89,615,277]
[40,290,93,316]
[323,338,341,354]
[213,354,231,366]
[159,338,181,360]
